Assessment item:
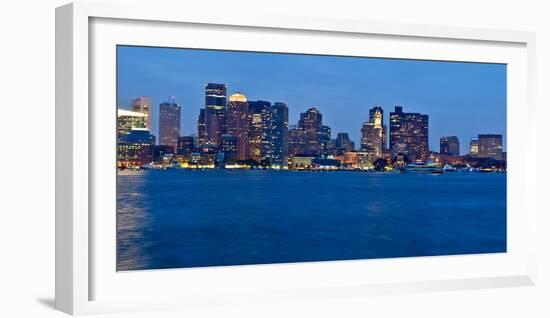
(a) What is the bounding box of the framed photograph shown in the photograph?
[56,2,537,315]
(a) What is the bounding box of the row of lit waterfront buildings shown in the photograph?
[117,83,505,170]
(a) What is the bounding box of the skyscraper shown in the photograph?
[360,123,383,157]
[248,100,272,162]
[270,102,289,168]
[318,125,332,156]
[360,106,386,158]
[298,107,323,156]
[478,134,503,160]
[131,96,153,131]
[288,126,306,157]
[204,83,227,148]
[226,92,250,161]
[197,108,206,148]
[440,136,460,156]
[335,132,355,153]
[158,101,181,152]
[389,106,429,162]
[369,106,387,149]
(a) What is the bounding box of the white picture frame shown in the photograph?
[56,1,538,315]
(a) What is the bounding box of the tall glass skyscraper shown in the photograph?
[204,83,227,148]
[389,106,429,162]
[318,125,332,156]
[248,100,272,162]
[298,107,323,156]
[158,101,181,152]
[270,102,289,168]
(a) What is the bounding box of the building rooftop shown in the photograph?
[229,92,247,103]
[118,109,147,117]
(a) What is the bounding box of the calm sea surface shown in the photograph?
[117,170,506,271]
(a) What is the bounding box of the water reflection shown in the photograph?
[117,170,506,270]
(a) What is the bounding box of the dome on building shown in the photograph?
[229,92,247,103]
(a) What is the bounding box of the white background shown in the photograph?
[0,0,548,317]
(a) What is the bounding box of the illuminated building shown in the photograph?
[189,152,216,168]
[440,136,460,156]
[226,92,250,160]
[318,125,332,156]
[389,106,429,162]
[369,106,387,149]
[312,158,340,170]
[158,101,181,152]
[131,96,152,130]
[360,123,382,156]
[470,138,479,156]
[117,109,147,139]
[117,128,155,168]
[117,143,152,168]
[343,151,357,168]
[361,106,386,158]
[269,102,289,168]
[335,132,355,153]
[298,107,323,156]
[197,108,206,148]
[290,156,314,170]
[220,134,237,163]
[289,126,306,157]
[204,83,227,148]
[248,100,272,162]
[356,151,374,170]
[177,136,195,156]
[478,134,503,160]
[120,128,155,144]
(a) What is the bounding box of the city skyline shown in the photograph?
[117,45,507,154]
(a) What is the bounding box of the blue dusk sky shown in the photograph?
[117,45,506,154]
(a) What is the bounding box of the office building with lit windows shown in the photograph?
[204,83,227,148]
[389,106,429,162]
[226,92,250,160]
[361,106,386,158]
[158,101,181,152]
[248,100,272,162]
[478,134,503,160]
[117,109,147,139]
[440,136,460,156]
[270,102,289,168]
[318,125,332,156]
[298,107,323,156]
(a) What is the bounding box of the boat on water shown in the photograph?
[443,163,457,172]
[400,162,444,174]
